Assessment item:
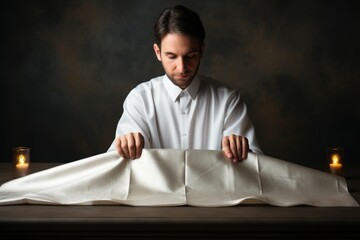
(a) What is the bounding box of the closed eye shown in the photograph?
[186,53,199,59]
[165,53,177,59]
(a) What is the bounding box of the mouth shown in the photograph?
[175,72,191,79]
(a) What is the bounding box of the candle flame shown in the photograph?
[18,154,26,164]
[331,154,340,164]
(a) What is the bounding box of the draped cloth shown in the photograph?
[0,149,358,207]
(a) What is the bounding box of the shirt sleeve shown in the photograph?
[222,92,263,154]
[107,89,151,152]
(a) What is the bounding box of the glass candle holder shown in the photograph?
[12,147,31,178]
[327,147,343,176]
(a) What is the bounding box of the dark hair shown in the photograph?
[154,5,206,46]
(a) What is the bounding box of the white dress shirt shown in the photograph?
[108,74,262,153]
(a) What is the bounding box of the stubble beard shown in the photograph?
[164,62,201,89]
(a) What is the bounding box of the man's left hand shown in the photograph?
[222,135,249,162]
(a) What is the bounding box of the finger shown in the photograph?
[235,136,242,161]
[222,137,233,160]
[115,137,124,157]
[242,137,249,160]
[126,133,136,159]
[120,136,130,158]
[134,132,144,159]
[229,135,239,162]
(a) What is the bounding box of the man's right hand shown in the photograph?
[115,132,144,159]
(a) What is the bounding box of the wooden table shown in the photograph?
[0,162,359,239]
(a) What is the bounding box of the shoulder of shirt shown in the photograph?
[128,76,164,95]
[198,74,240,96]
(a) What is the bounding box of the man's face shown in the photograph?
[153,33,204,89]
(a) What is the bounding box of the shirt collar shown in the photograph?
[163,74,201,102]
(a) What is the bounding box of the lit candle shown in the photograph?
[12,147,31,178]
[16,154,29,177]
[329,153,343,175]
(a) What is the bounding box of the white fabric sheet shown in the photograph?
[0,149,358,207]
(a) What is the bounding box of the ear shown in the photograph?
[153,43,162,61]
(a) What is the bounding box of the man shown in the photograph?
[108,5,262,162]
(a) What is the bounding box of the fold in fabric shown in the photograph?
[0,149,358,207]
[0,152,130,205]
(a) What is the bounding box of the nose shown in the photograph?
[177,57,186,73]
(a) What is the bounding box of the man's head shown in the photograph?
[154,5,205,47]
[153,5,206,89]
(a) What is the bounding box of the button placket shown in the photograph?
[179,91,190,148]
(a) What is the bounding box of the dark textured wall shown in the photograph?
[2,0,359,170]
